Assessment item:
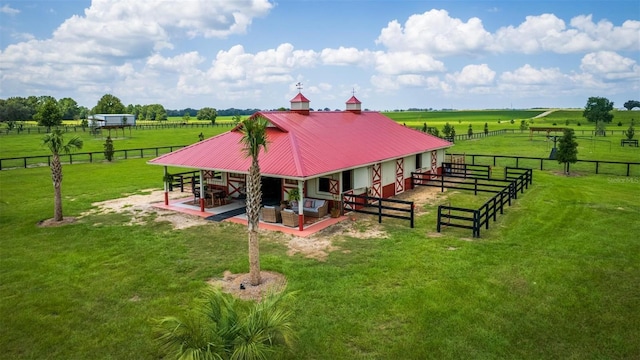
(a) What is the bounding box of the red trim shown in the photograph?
[164,191,169,205]
[298,214,304,231]
[200,198,205,212]
[382,183,395,198]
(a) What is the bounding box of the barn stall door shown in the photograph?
[395,158,404,194]
[370,163,382,202]
[431,151,438,179]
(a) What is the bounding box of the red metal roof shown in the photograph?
[290,93,310,103]
[148,110,452,180]
[346,95,361,104]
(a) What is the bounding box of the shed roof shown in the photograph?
[148,110,452,180]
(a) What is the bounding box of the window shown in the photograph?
[342,170,353,192]
[416,154,422,170]
[318,177,330,193]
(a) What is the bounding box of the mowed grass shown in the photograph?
[1,140,639,358]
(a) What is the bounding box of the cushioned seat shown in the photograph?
[261,205,281,223]
[281,209,299,227]
[290,199,328,218]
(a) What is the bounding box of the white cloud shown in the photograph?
[500,64,567,85]
[375,51,445,75]
[0,4,19,15]
[494,13,640,54]
[375,9,493,55]
[320,47,377,66]
[580,51,640,80]
[447,64,496,86]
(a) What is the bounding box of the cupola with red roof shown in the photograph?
[346,95,362,114]
[290,82,310,115]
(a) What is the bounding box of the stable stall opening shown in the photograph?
[261,176,282,205]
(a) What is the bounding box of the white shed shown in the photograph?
[88,114,136,127]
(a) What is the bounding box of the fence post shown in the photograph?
[473,210,480,237]
[474,178,478,195]
[437,205,442,232]
[410,203,414,228]
[377,198,382,224]
[441,174,444,192]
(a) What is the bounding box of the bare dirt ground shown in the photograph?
[73,186,445,300]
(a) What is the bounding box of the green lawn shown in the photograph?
[1,133,639,358]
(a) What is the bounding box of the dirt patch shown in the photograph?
[81,189,209,230]
[37,217,77,227]
[394,185,444,213]
[207,271,286,301]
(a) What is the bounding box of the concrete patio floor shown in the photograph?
[153,196,349,237]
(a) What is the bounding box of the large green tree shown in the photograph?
[157,288,295,359]
[623,100,640,111]
[0,97,34,123]
[92,94,126,114]
[197,107,218,124]
[58,97,80,120]
[583,97,614,135]
[34,98,63,130]
[42,130,84,221]
[556,128,578,175]
[240,116,269,286]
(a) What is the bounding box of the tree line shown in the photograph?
[0,93,264,128]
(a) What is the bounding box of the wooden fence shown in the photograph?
[448,153,639,177]
[412,167,533,237]
[342,193,415,228]
[0,145,187,170]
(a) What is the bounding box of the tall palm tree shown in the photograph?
[42,129,83,221]
[239,116,269,286]
[156,288,296,360]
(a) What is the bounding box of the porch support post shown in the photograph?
[163,166,169,205]
[297,180,304,231]
[199,170,205,212]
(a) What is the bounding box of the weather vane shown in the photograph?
[295,82,303,92]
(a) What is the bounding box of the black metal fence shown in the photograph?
[342,193,415,228]
[412,167,533,237]
[0,145,187,170]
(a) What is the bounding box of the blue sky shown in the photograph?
[1,0,638,111]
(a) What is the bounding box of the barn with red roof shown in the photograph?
[149,92,452,230]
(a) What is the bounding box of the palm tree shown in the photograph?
[42,129,83,221]
[239,116,269,286]
[156,288,296,360]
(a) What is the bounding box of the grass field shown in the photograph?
[1,125,639,358]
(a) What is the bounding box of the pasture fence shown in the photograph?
[0,122,235,135]
[412,167,532,237]
[448,153,639,177]
[342,193,414,228]
[0,145,187,170]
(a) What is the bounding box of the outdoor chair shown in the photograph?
[281,209,299,227]
[261,205,281,223]
[191,181,201,204]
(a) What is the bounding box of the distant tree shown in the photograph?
[232,113,242,125]
[427,127,440,137]
[520,120,528,132]
[58,97,79,120]
[103,136,114,161]
[0,97,33,123]
[583,97,614,136]
[198,132,204,141]
[42,130,83,221]
[626,123,635,140]
[442,122,455,138]
[467,124,473,138]
[623,100,640,111]
[34,98,63,130]
[197,107,218,124]
[422,122,427,132]
[484,122,489,135]
[182,113,190,123]
[93,94,126,114]
[556,128,578,175]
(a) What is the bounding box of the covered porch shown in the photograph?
[154,194,347,237]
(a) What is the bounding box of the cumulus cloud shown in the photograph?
[580,51,640,80]
[447,64,496,86]
[375,52,445,75]
[376,9,493,55]
[500,64,567,85]
[320,47,378,66]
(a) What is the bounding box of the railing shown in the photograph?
[448,153,639,177]
[342,193,415,228]
[413,168,533,237]
[0,145,187,170]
